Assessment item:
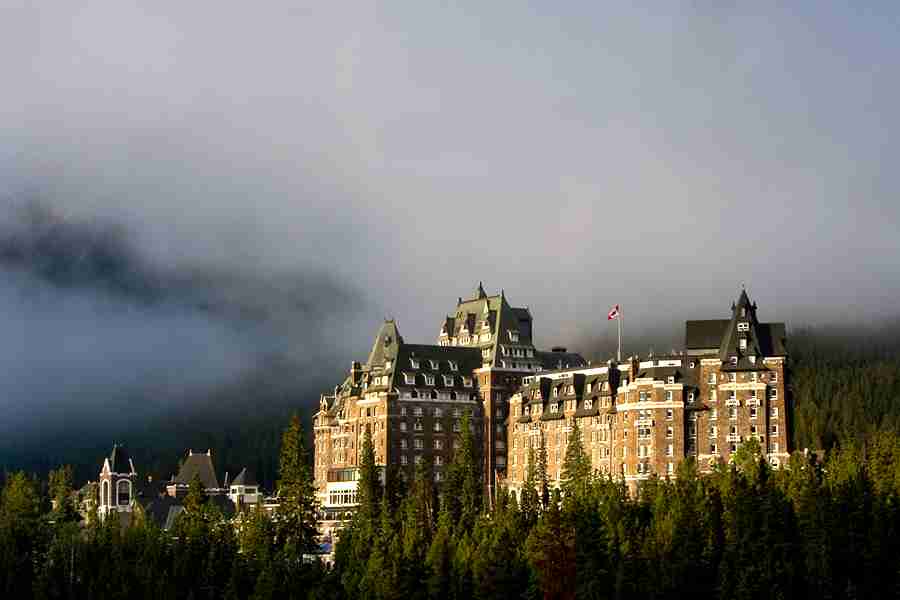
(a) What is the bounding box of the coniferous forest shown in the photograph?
[3,328,900,599]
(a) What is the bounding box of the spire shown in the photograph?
[476,281,487,299]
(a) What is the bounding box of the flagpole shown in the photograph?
[617,308,622,362]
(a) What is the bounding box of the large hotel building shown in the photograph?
[313,285,789,516]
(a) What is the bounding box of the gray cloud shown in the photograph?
[1,1,899,398]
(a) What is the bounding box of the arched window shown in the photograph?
[117,479,131,506]
[101,480,110,507]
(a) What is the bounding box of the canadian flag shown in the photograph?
[607,304,620,320]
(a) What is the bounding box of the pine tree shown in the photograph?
[520,447,540,526]
[275,413,319,563]
[536,433,550,508]
[357,426,382,520]
[0,472,43,597]
[560,419,591,499]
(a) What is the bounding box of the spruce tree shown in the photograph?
[275,413,319,563]
[536,434,550,508]
[561,419,591,499]
[357,425,382,520]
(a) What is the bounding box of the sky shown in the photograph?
[1,2,899,440]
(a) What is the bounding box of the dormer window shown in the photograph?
[403,373,416,385]
[425,374,435,386]
[730,356,738,366]
[384,360,393,370]
[550,403,558,413]
[463,376,473,387]
[583,398,592,410]
[552,387,559,397]
[443,375,454,387]
[410,359,420,369]
[666,376,675,384]
[737,322,749,332]
[739,338,748,351]
[429,360,439,370]
[448,360,458,371]
[508,330,520,342]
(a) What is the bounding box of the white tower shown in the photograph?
[98,443,137,520]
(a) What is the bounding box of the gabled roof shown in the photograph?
[231,467,258,487]
[174,451,220,489]
[366,320,403,367]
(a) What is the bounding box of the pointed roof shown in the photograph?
[366,320,403,367]
[475,281,487,299]
[174,450,220,489]
[108,443,135,474]
[231,467,258,487]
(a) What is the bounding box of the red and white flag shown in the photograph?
[607,304,620,320]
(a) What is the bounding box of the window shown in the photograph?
[709,426,717,438]
[710,390,717,403]
[770,372,779,383]
[710,442,718,454]
[690,361,696,368]
[423,374,434,386]
[667,444,673,457]
[400,422,407,432]
[667,462,674,475]
[728,373,736,383]
[443,375,454,386]
[508,330,519,342]
[639,391,647,402]
[666,408,673,420]
[401,439,408,449]
[414,421,423,431]
[729,407,737,420]
[550,403,559,413]
[117,480,130,506]
[453,408,461,418]
[771,407,779,418]
[770,388,778,399]
[771,442,780,453]
[708,373,716,384]
[665,390,673,401]
[750,425,758,436]
[737,322,749,332]
[751,372,758,382]
[410,359,420,369]
[401,455,408,465]
[667,376,675,384]
[453,421,461,432]
[400,407,407,417]
[750,407,758,419]
[448,360,458,371]
[403,373,416,385]
[688,392,695,403]
[434,422,443,432]
[415,455,423,465]
[413,407,423,417]
[414,439,423,449]
[463,377,473,387]
[584,398,593,410]
[730,356,738,366]
[428,360,438,370]
[666,426,674,439]
[435,455,443,466]
[771,424,779,435]
[710,408,718,420]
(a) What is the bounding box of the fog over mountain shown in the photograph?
[2,2,900,474]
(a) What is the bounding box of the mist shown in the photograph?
[2,2,900,469]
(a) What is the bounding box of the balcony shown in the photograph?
[726,434,741,442]
[725,398,740,407]
[745,398,761,407]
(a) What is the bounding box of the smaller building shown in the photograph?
[228,467,261,507]
[166,449,225,498]
[98,443,137,521]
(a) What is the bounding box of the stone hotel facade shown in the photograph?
[314,285,789,512]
